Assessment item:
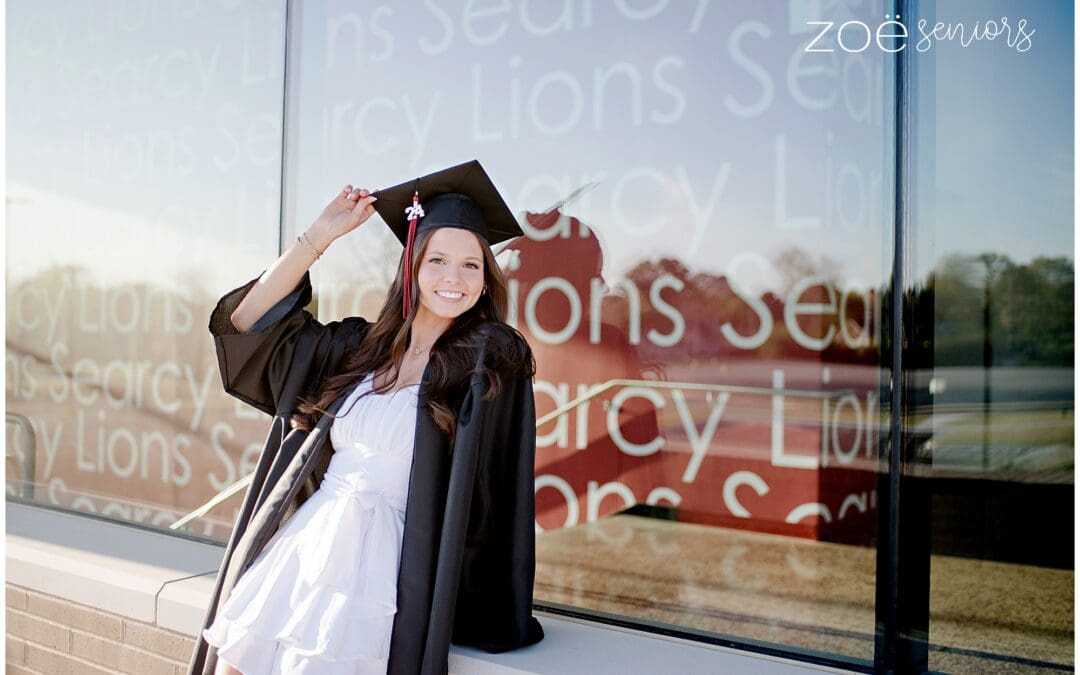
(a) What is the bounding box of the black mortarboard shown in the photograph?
[371,159,521,246]
[371,159,523,317]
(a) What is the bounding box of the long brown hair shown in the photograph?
[292,226,534,442]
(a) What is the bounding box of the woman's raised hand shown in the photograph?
[231,184,378,331]
[307,184,378,250]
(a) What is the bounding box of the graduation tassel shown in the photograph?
[402,189,424,319]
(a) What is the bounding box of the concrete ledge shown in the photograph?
[6,502,853,674]
[6,502,222,626]
[158,573,220,636]
[450,614,857,674]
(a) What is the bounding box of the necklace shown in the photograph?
[412,344,427,356]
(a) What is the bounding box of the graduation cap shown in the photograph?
[371,159,523,318]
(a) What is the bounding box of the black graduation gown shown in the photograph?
[187,271,544,675]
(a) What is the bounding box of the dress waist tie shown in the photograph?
[303,471,401,591]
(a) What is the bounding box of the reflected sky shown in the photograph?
[290,0,892,295]
[5,0,1072,295]
[915,0,1073,279]
[6,0,286,292]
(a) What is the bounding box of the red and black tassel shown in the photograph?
[402,188,424,318]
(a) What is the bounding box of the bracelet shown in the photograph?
[297,233,324,260]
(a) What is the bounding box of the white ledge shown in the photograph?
[5,502,853,674]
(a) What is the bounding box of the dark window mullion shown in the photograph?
[875,0,933,672]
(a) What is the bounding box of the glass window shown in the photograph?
[5,0,287,540]
[909,1,1073,671]
[286,0,891,666]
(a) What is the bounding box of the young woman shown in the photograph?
[189,161,545,675]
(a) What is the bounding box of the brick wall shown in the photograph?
[6,584,196,675]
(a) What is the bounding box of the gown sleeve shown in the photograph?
[207,270,369,417]
[452,328,545,652]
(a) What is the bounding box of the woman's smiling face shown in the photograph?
[415,227,486,322]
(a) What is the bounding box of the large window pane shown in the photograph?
[5,0,287,540]
[288,1,892,664]
[909,0,1074,672]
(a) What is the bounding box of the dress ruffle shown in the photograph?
[203,470,406,673]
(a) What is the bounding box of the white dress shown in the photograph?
[203,372,420,674]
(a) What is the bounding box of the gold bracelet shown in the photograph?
[297,233,323,260]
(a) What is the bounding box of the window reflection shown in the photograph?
[5,0,287,539]
[912,1,1074,671]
